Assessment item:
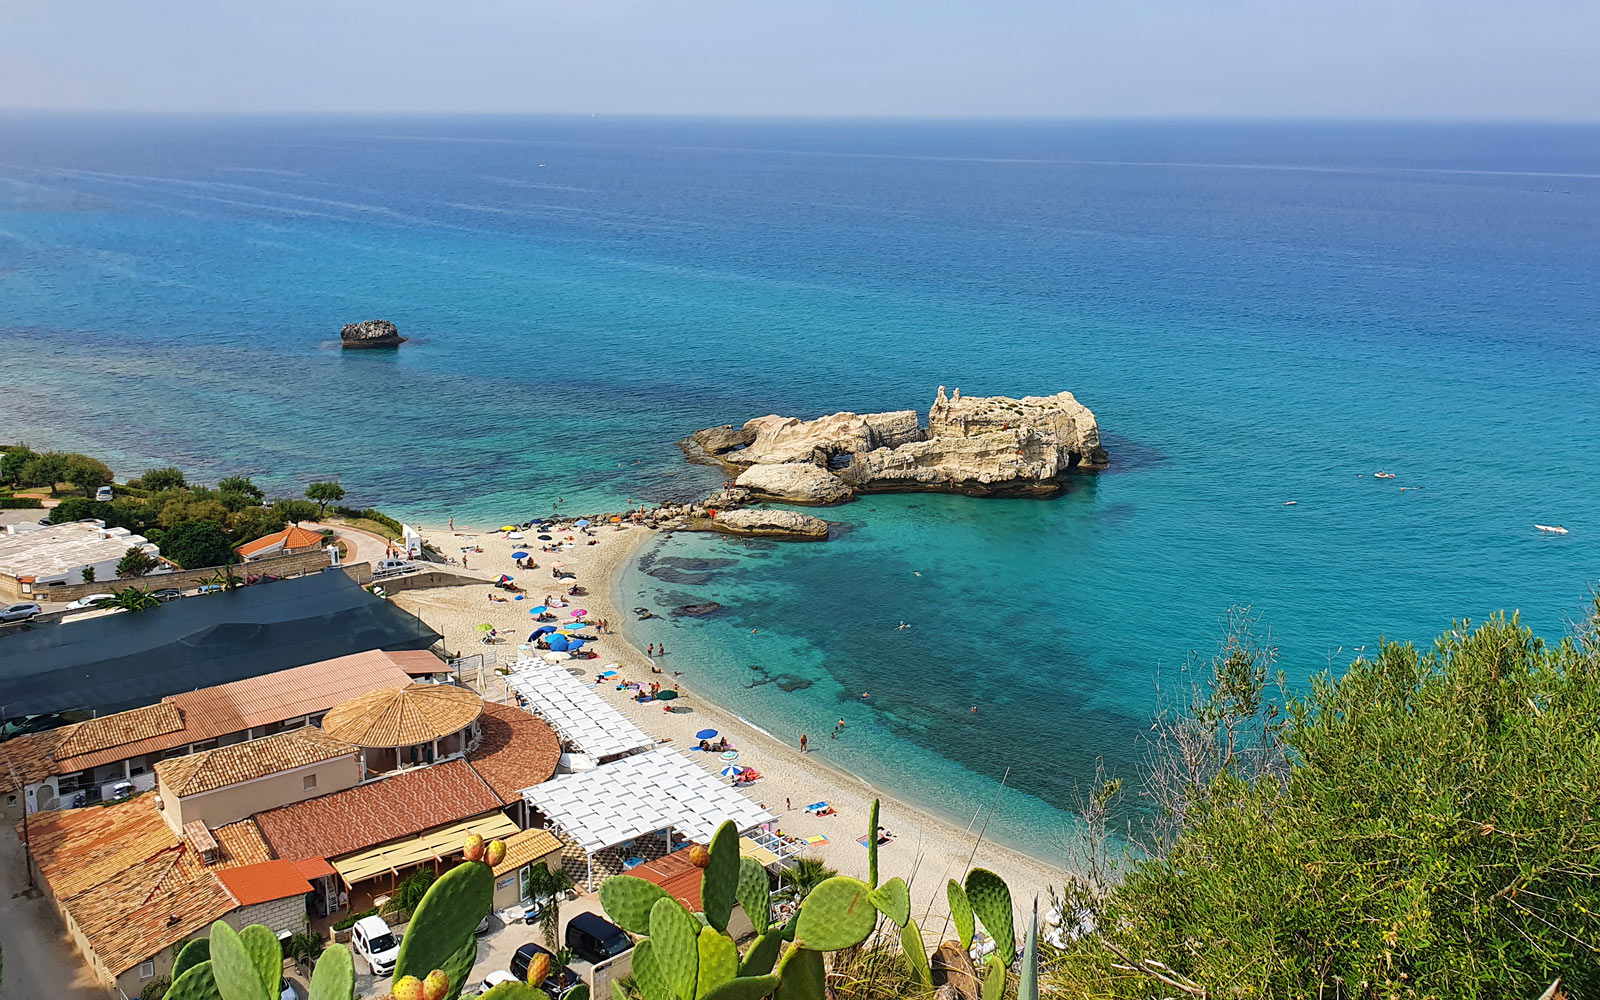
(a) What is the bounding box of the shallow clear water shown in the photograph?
[3,116,1598,860]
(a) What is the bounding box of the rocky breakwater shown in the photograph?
[681,385,1107,500]
[341,319,407,348]
[683,508,831,541]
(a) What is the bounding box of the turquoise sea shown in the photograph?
[2,116,1598,860]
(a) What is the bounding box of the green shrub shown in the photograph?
[139,976,170,1000]
[0,496,42,509]
[160,520,235,569]
[332,907,378,932]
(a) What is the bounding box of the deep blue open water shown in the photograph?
[3,116,1598,860]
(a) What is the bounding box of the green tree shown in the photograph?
[61,454,112,494]
[135,466,186,491]
[305,481,345,516]
[271,498,321,524]
[160,519,235,570]
[116,545,159,578]
[138,976,170,1000]
[522,862,575,950]
[81,566,95,584]
[22,452,68,494]
[48,497,101,524]
[1,446,38,486]
[99,588,159,612]
[217,475,265,505]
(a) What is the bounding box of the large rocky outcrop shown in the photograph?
[341,319,406,348]
[734,462,854,504]
[681,386,1107,500]
[684,508,831,541]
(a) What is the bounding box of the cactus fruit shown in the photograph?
[173,939,212,980]
[793,876,876,952]
[393,976,425,1000]
[650,896,702,1000]
[208,920,271,1000]
[901,919,932,989]
[422,970,450,1000]
[526,952,550,986]
[867,876,910,929]
[394,859,494,985]
[771,947,824,1000]
[688,844,710,868]
[735,856,771,935]
[700,821,741,933]
[163,959,222,1000]
[307,944,356,1000]
[963,868,1016,966]
[946,879,975,951]
[1019,896,1039,1000]
[695,926,738,999]
[463,832,486,863]
[737,928,785,978]
[485,839,507,867]
[699,978,780,1000]
[981,954,1006,1000]
[866,799,880,889]
[600,874,674,935]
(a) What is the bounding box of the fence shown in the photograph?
[15,551,370,604]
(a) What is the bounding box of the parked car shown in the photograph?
[0,602,42,623]
[477,971,518,996]
[95,486,114,502]
[564,912,632,966]
[350,916,401,977]
[509,943,582,997]
[64,593,114,610]
[151,588,184,602]
[372,558,416,577]
[279,978,297,1000]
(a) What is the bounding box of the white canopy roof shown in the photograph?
[506,658,655,759]
[520,747,777,855]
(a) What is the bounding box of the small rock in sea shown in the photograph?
[341,319,407,348]
[671,601,726,618]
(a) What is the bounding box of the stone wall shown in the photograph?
[10,549,349,604]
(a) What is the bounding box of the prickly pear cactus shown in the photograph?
[394,857,494,985]
[735,856,771,935]
[737,928,785,978]
[793,876,876,951]
[771,947,824,1000]
[163,959,222,1000]
[946,879,974,951]
[694,926,738,998]
[901,918,932,989]
[700,977,780,1000]
[963,868,1016,965]
[980,954,1006,1000]
[866,799,880,888]
[631,939,673,1000]
[600,874,674,935]
[480,983,549,1000]
[867,876,910,929]
[208,921,271,1000]
[701,821,742,933]
[239,925,282,1000]
[565,987,590,1000]
[173,939,211,980]
[307,945,355,1000]
[650,895,702,1000]
[1018,896,1039,1000]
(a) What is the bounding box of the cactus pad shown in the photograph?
[946,879,974,951]
[963,868,1015,965]
[1019,896,1039,1000]
[600,874,674,935]
[737,928,785,978]
[208,920,270,1000]
[772,947,824,1000]
[307,944,355,1000]
[396,860,494,982]
[980,954,1006,1000]
[901,919,931,989]
[695,927,738,999]
[793,876,876,951]
[735,856,771,935]
[480,983,549,1000]
[437,936,479,1000]
[867,876,910,928]
[631,940,673,1000]
[701,820,742,933]
[650,895,702,1000]
[700,977,780,1000]
[565,988,589,1000]
[173,939,211,980]
[866,799,880,888]
[163,959,222,1000]
[240,925,283,1000]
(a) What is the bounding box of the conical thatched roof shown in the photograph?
[320,683,483,748]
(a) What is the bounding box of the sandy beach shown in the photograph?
[393,518,1069,930]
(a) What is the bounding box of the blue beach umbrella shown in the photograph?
[696,729,718,740]
[531,625,557,637]
[546,633,571,651]
[567,638,586,650]
[575,519,591,527]
[528,606,548,614]
[720,766,744,778]
[512,551,531,558]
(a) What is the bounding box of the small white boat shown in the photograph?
[1283,500,1298,506]
[1534,524,1569,535]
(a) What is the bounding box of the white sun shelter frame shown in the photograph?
[506,657,655,760]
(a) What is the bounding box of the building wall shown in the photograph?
[492,848,564,910]
[8,548,343,603]
[161,754,363,831]
[232,894,310,938]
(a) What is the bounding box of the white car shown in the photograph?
[95,486,114,502]
[64,593,114,610]
[372,558,416,577]
[0,602,42,623]
[478,972,518,996]
[350,916,401,977]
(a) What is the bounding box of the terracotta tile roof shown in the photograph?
[25,797,238,976]
[215,859,314,906]
[253,759,504,862]
[183,820,219,855]
[155,727,357,796]
[29,651,415,774]
[292,856,338,880]
[53,703,184,759]
[0,727,66,794]
[213,820,274,867]
[237,524,326,558]
[468,702,561,804]
[320,683,483,749]
[389,649,451,675]
[490,827,564,877]
[633,847,710,912]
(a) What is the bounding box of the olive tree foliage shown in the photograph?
[1050,601,1600,1000]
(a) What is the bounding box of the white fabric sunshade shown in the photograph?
[506,658,655,759]
[520,747,777,854]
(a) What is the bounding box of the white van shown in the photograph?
[372,558,415,577]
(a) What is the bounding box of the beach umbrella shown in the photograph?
[507,532,524,540]
[531,625,557,637]
[528,606,548,614]
[538,534,553,540]
[547,633,571,651]
[512,551,531,558]
[501,525,517,532]
[568,638,586,650]
[696,729,718,740]
[571,608,589,617]
[575,519,591,527]
[720,766,744,778]
[497,574,514,583]
[720,750,739,761]
[656,690,679,701]
[542,651,571,661]
[475,623,494,632]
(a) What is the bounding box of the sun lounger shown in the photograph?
[804,835,829,846]
[804,801,828,813]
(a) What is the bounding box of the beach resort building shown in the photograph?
[236,523,328,561]
[0,519,166,598]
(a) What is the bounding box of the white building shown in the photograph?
[0,519,166,598]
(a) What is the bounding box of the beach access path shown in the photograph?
[393,518,1070,926]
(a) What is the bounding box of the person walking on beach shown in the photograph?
[786,797,791,810]
[799,733,808,753]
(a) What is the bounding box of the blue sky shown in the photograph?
[4,0,1597,118]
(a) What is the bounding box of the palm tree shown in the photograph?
[773,855,838,907]
[99,587,159,613]
[524,863,575,949]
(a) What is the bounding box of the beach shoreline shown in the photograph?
[399,517,1071,923]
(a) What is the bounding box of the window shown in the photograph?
[302,774,318,791]
[139,962,155,980]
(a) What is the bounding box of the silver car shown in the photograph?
[0,602,42,623]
